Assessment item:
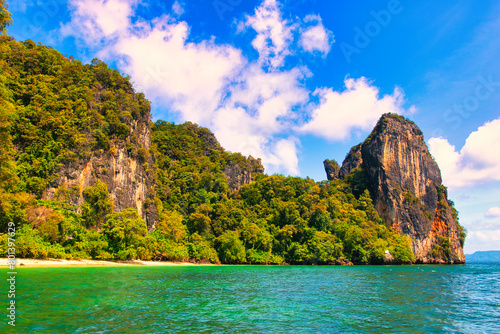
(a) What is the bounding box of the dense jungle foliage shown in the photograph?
[0,3,415,264]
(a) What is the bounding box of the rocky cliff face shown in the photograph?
[323,159,340,181]
[326,113,465,263]
[224,156,265,191]
[338,144,363,180]
[44,109,159,230]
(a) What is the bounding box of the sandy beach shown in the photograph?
[0,258,204,267]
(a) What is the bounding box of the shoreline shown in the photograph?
[0,258,467,268]
[0,258,209,268]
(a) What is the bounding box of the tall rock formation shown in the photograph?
[326,113,465,263]
[323,159,341,181]
[44,104,159,230]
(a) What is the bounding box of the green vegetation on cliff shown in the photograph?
[1,36,150,197]
[0,4,415,264]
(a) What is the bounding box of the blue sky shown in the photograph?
[7,0,500,253]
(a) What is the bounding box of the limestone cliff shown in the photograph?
[224,156,265,191]
[44,106,159,230]
[323,159,341,181]
[338,144,363,180]
[326,113,465,263]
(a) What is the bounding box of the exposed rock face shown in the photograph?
[44,110,159,230]
[329,113,465,263]
[338,144,363,180]
[199,129,222,154]
[323,159,341,181]
[224,156,265,191]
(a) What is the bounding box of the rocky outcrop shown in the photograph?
[323,159,341,181]
[224,156,264,191]
[338,144,363,180]
[44,107,159,230]
[328,113,465,263]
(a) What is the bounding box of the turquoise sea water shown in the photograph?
[2,263,499,333]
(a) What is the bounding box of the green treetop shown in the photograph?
[0,0,12,33]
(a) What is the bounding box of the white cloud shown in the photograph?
[211,64,308,175]
[211,106,301,175]
[242,0,294,68]
[60,0,135,45]
[300,14,333,57]
[172,1,184,17]
[298,77,408,141]
[467,229,500,252]
[429,118,500,188]
[470,230,500,241]
[485,207,500,219]
[272,138,300,175]
[227,64,309,131]
[114,17,244,125]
